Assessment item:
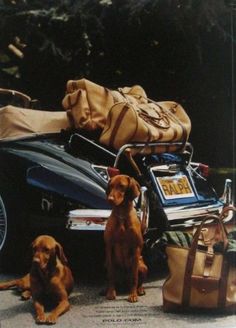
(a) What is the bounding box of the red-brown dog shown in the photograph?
[0,235,74,324]
[104,174,148,302]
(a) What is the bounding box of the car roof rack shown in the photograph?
[68,133,193,168]
[114,141,193,168]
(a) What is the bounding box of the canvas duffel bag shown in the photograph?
[62,78,115,131]
[99,100,191,153]
[0,105,70,141]
[162,212,236,312]
[62,78,148,132]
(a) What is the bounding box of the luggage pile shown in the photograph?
[62,79,191,153]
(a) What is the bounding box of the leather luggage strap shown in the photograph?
[218,258,230,308]
[118,90,188,152]
[109,104,129,147]
[182,215,229,308]
[67,90,81,109]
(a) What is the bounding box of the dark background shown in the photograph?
[0,0,235,167]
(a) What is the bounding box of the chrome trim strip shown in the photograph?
[67,209,111,231]
[92,165,109,182]
[68,209,111,218]
[164,202,223,221]
[221,179,233,206]
[67,222,106,231]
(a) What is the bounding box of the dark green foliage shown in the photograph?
[0,0,235,166]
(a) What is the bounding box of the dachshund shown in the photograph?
[104,174,148,302]
[0,235,74,324]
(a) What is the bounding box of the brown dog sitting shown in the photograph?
[104,174,148,303]
[0,235,74,324]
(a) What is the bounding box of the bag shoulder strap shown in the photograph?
[182,214,230,307]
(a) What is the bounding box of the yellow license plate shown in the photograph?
[157,175,194,199]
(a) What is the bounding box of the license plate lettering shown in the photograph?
[157,175,194,199]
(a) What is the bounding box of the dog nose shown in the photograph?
[107,195,114,202]
[32,256,40,264]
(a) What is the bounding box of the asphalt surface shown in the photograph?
[0,271,235,328]
[0,242,236,328]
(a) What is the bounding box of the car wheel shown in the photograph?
[0,195,7,258]
[0,191,29,273]
[147,187,170,234]
[135,176,170,236]
[141,186,170,272]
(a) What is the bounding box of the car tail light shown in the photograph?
[107,167,120,178]
[199,164,209,177]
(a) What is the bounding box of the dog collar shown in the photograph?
[114,213,126,223]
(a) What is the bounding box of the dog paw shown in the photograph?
[106,288,116,300]
[137,286,146,296]
[35,314,47,324]
[21,290,31,300]
[128,293,138,303]
[46,313,57,325]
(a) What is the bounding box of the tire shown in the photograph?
[0,195,7,259]
[0,191,30,273]
[147,187,170,234]
[136,180,170,272]
[135,174,170,235]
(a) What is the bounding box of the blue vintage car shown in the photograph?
[0,89,233,270]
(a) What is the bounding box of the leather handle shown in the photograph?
[182,214,229,307]
[220,205,236,219]
[191,215,229,253]
[118,90,188,152]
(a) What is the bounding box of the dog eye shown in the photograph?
[43,247,50,253]
[119,184,126,191]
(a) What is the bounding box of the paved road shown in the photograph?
[0,268,235,328]
[0,230,236,328]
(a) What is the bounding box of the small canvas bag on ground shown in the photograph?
[162,214,236,312]
[99,100,191,153]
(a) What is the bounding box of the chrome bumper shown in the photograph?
[164,202,223,228]
[66,203,224,231]
[66,209,111,231]
[66,179,233,231]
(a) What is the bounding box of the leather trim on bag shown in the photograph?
[67,90,81,109]
[109,104,129,147]
[182,216,229,308]
[191,275,220,293]
[218,258,230,308]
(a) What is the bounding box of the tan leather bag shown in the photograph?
[162,214,236,312]
[62,79,148,132]
[111,85,148,105]
[99,100,191,153]
[62,79,115,131]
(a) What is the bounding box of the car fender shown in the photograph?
[26,164,109,209]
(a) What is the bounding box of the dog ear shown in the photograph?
[30,240,37,257]
[127,177,140,200]
[56,243,68,265]
[106,178,113,196]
